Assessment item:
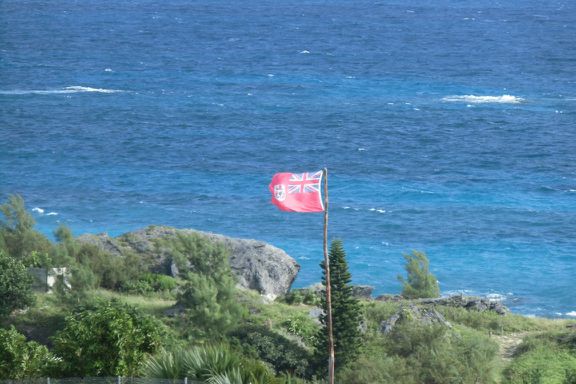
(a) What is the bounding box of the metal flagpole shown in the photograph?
[323,167,335,384]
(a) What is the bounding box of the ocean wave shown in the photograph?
[32,207,45,214]
[0,86,124,95]
[566,311,576,317]
[442,95,524,104]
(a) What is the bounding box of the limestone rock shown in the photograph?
[380,304,451,334]
[351,285,374,300]
[77,225,300,298]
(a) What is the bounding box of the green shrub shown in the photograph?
[437,305,542,333]
[231,325,312,377]
[143,344,276,383]
[382,324,499,384]
[0,326,54,379]
[0,250,35,317]
[398,250,440,299]
[504,343,576,384]
[52,300,165,377]
[338,352,415,384]
[122,273,178,295]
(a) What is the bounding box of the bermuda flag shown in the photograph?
[269,170,325,212]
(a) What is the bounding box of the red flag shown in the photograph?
[269,170,325,212]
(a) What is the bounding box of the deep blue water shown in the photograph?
[1,0,575,317]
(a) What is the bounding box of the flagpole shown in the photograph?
[323,167,335,384]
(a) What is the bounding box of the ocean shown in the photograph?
[1,0,575,317]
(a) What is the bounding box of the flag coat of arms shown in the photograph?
[269,170,324,212]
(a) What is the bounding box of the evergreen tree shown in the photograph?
[398,250,440,299]
[315,240,362,373]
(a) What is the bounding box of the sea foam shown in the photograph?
[567,311,576,317]
[442,95,524,104]
[0,86,124,95]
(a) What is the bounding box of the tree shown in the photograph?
[315,240,362,372]
[0,251,35,317]
[398,251,440,299]
[0,326,54,379]
[52,300,165,377]
[0,195,52,263]
[164,233,245,338]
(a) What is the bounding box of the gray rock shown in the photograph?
[416,295,509,315]
[351,285,374,300]
[77,225,300,298]
[375,294,403,302]
[380,304,451,334]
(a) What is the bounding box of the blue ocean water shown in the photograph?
[1,0,575,317]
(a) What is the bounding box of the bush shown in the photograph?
[231,325,312,377]
[0,251,35,317]
[398,250,440,299]
[504,332,576,384]
[382,324,499,384]
[143,344,275,383]
[52,300,165,377]
[0,326,54,379]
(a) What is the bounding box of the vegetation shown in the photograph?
[0,250,35,317]
[52,300,165,377]
[0,326,54,379]
[0,195,575,383]
[398,250,440,299]
[315,240,362,372]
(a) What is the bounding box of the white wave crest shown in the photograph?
[0,86,124,95]
[32,207,45,214]
[46,212,58,216]
[442,94,524,104]
[566,311,576,317]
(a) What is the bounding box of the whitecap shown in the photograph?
[369,208,376,211]
[358,147,366,151]
[376,209,386,213]
[46,212,58,216]
[442,94,524,104]
[343,206,351,209]
[32,207,44,214]
[566,311,576,317]
[299,50,310,54]
[104,68,113,72]
[0,86,124,95]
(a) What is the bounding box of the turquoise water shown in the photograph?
[1,0,575,316]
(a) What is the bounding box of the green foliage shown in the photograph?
[315,240,363,372]
[504,332,576,384]
[363,301,402,335]
[0,326,54,379]
[143,344,276,383]
[0,250,35,317]
[122,273,178,295]
[398,250,440,299]
[385,324,499,383]
[437,305,543,333]
[337,352,414,384]
[282,289,321,306]
[164,233,245,338]
[0,195,53,264]
[231,325,312,377]
[52,300,165,377]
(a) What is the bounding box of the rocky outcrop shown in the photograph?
[416,296,509,315]
[380,304,451,334]
[77,225,300,298]
[351,285,374,300]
